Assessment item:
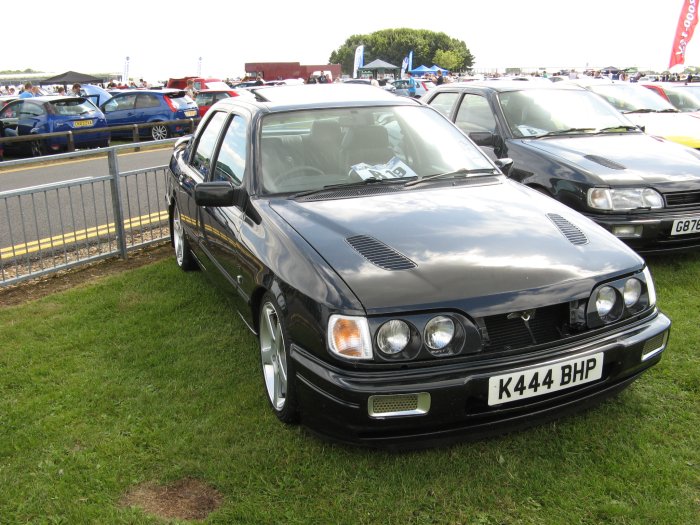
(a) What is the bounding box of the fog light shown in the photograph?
[611,225,643,238]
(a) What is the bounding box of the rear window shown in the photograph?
[49,99,96,115]
[166,93,194,109]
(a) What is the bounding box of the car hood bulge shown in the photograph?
[522,134,700,185]
[270,180,642,315]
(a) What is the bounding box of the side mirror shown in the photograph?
[494,158,514,176]
[469,131,495,147]
[195,181,245,207]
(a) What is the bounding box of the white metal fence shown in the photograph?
[0,146,171,287]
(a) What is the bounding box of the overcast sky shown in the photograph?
[4,0,698,81]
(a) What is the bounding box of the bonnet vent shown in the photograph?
[547,213,589,246]
[301,185,403,201]
[346,235,416,271]
[583,155,626,170]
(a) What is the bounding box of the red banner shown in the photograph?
[670,0,699,69]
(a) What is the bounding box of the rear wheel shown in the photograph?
[259,292,298,424]
[30,139,46,157]
[172,203,197,271]
[151,124,169,141]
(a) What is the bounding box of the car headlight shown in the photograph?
[623,278,642,307]
[328,315,372,360]
[587,188,664,210]
[376,320,411,354]
[595,286,618,317]
[424,316,455,352]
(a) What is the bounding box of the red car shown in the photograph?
[193,89,241,117]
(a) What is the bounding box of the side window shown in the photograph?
[22,102,44,117]
[190,111,228,178]
[135,94,160,108]
[213,115,247,185]
[455,94,497,134]
[427,92,459,117]
[103,94,137,113]
[1,102,21,118]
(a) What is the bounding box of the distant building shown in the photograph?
[244,62,341,82]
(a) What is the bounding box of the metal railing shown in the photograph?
[0,144,173,287]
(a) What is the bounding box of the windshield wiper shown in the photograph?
[290,176,411,198]
[622,108,655,114]
[595,125,641,133]
[536,127,596,138]
[656,108,679,113]
[404,167,498,187]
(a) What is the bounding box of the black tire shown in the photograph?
[259,292,299,424]
[30,139,46,157]
[151,123,169,141]
[171,203,198,271]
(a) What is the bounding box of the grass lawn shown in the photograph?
[0,252,698,524]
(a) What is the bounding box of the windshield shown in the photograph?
[498,89,636,138]
[259,105,495,194]
[587,83,676,112]
[661,85,700,111]
[49,98,98,116]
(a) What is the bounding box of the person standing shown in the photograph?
[186,79,197,99]
[407,72,417,97]
[19,82,34,98]
[436,70,444,85]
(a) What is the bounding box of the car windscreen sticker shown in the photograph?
[350,157,417,180]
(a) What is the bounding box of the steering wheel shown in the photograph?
[286,165,325,177]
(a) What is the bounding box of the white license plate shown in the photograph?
[670,217,700,236]
[487,353,603,406]
[184,110,197,117]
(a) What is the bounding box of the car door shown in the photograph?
[198,110,252,321]
[101,94,138,133]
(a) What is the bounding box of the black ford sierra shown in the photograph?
[166,84,671,447]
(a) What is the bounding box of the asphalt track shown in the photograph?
[0,147,173,262]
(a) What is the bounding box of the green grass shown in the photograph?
[0,254,698,524]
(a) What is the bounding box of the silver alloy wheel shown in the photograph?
[260,301,287,411]
[151,124,168,140]
[173,206,185,266]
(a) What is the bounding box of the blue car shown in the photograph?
[0,96,109,157]
[100,89,199,141]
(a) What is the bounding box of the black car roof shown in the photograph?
[214,84,420,112]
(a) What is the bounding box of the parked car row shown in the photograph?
[165,84,672,448]
[0,88,199,157]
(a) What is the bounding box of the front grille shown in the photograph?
[664,190,700,207]
[482,303,569,353]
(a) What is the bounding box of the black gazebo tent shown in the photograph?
[39,71,105,86]
[358,59,400,79]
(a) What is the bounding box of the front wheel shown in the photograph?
[171,203,197,271]
[151,123,169,141]
[259,292,298,424]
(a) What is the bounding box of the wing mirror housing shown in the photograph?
[195,181,245,208]
[494,158,514,176]
[469,131,495,147]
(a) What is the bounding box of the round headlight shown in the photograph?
[596,286,617,317]
[623,278,642,307]
[424,316,455,351]
[376,320,411,354]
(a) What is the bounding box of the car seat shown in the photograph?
[340,125,394,173]
[304,119,343,174]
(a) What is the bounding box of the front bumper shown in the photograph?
[585,211,700,254]
[291,312,671,448]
